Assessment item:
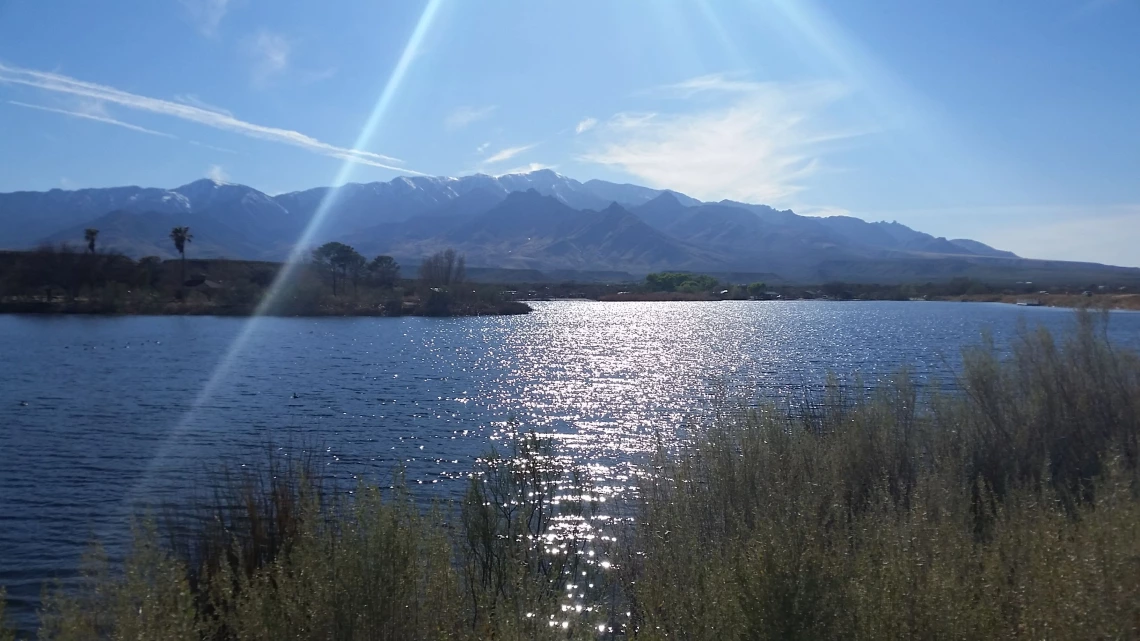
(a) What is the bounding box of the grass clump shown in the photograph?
[0,589,16,641]
[460,434,612,637]
[35,436,608,640]
[621,311,1140,640]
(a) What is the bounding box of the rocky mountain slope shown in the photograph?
[4,169,1136,283]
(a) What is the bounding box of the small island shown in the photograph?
[0,227,530,317]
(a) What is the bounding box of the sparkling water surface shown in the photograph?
[2,300,1138,630]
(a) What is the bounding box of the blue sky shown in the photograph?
[1,0,1137,265]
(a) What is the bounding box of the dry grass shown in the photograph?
[0,589,14,641]
[32,436,609,640]
[620,311,1140,640]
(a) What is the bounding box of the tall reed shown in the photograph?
[621,311,1140,640]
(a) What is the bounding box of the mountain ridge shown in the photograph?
[3,169,1136,284]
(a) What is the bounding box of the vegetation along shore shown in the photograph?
[598,271,1140,309]
[2,227,1138,318]
[1,311,1137,639]
[0,229,530,317]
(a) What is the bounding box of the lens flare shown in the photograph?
[126,0,447,502]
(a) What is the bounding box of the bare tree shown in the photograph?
[418,248,466,288]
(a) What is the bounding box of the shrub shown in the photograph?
[0,588,14,641]
[620,311,1140,640]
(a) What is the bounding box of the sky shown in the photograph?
[0,0,1137,265]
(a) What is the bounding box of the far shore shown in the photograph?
[0,298,532,318]
[594,291,1140,310]
[938,293,1140,311]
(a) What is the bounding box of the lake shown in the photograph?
[2,300,1139,630]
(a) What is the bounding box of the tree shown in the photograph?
[311,242,341,295]
[419,248,465,289]
[84,228,99,254]
[645,272,719,293]
[169,226,193,285]
[136,256,163,289]
[368,255,400,288]
[311,242,364,296]
[346,251,367,296]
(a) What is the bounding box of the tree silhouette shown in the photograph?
[311,242,365,296]
[346,251,367,296]
[170,226,193,284]
[84,228,99,254]
[418,248,465,288]
[368,255,400,288]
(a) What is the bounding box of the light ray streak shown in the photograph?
[125,0,447,507]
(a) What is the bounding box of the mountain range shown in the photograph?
[1,169,1135,284]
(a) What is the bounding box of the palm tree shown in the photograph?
[170,226,193,284]
[84,228,99,254]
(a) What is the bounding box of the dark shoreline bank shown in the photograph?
[0,298,532,318]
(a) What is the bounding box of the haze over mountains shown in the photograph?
[1,169,1135,284]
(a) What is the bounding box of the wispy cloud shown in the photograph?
[7,100,176,138]
[246,30,291,87]
[659,72,766,97]
[181,0,231,37]
[483,144,536,164]
[0,62,419,173]
[795,204,851,218]
[175,93,233,117]
[575,117,597,134]
[476,141,490,154]
[206,164,229,182]
[581,74,857,204]
[445,105,496,130]
[497,162,555,176]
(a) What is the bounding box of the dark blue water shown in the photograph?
[1,301,1138,631]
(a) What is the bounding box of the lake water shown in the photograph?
[2,300,1139,630]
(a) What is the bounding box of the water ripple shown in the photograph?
[1,301,1137,630]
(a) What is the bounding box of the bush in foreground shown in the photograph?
[31,437,607,641]
[622,312,1140,640]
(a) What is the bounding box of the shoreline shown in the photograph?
[595,292,1140,310]
[935,293,1140,311]
[0,299,532,318]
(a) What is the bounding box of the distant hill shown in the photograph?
[2,169,1138,284]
